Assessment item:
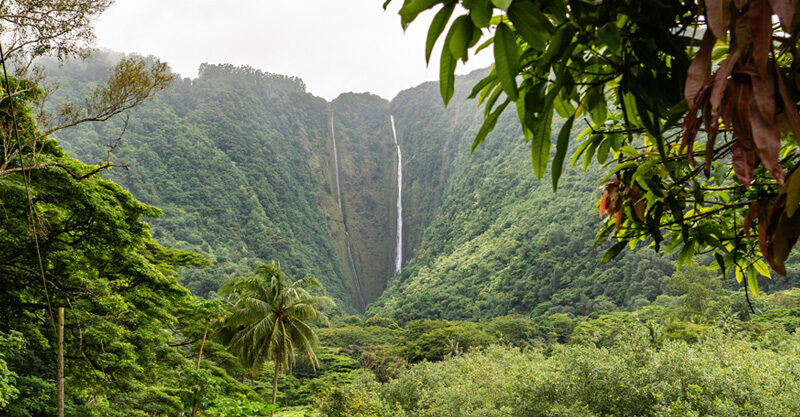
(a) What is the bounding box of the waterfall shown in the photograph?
[346,232,366,310]
[391,115,403,275]
[330,113,342,210]
[330,111,365,311]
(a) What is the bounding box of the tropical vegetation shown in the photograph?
[2,0,800,415]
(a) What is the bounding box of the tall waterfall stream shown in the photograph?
[330,112,366,311]
[391,115,403,275]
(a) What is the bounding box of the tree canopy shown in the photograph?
[389,0,800,295]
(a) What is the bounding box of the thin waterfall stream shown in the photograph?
[330,112,366,311]
[391,115,402,275]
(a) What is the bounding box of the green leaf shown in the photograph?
[426,3,456,64]
[786,169,800,218]
[440,41,457,105]
[475,35,495,54]
[516,90,532,139]
[677,240,695,270]
[747,266,759,296]
[585,85,607,125]
[553,90,575,118]
[597,22,621,53]
[662,101,689,134]
[572,134,598,167]
[552,115,575,191]
[447,16,474,62]
[507,2,553,51]
[469,0,492,27]
[603,240,629,263]
[484,84,504,115]
[596,138,611,164]
[490,0,512,11]
[714,165,727,186]
[531,102,554,179]
[493,22,519,100]
[753,259,771,278]
[472,98,511,152]
[715,252,727,278]
[400,0,443,29]
[539,25,577,72]
[469,73,497,99]
[582,137,601,171]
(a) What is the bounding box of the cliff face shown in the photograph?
[49,56,407,310]
[52,55,736,317]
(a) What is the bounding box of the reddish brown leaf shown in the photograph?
[776,66,800,146]
[724,77,756,151]
[633,199,646,221]
[681,112,703,161]
[731,142,755,186]
[764,193,800,275]
[706,0,732,39]
[744,201,759,236]
[734,11,752,45]
[682,85,713,163]
[600,182,619,217]
[749,97,785,183]
[769,0,794,30]
[615,210,622,232]
[599,194,608,217]
[685,31,716,105]
[751,67,776,123]
[711,48,743,112]
[704,108,720,176]
[749,0,773,77]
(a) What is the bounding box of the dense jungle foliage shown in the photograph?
[2,56,800,416]
[43,53,355,305]
[375,69,800,322]
[4,0,800,415]
[46,53,800,321]
[235,268,800,416]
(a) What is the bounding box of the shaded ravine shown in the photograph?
[331,112,366,311]
[391,115,403,275]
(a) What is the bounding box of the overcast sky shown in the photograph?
[92,0,492,101]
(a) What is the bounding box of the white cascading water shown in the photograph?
[331,113,342,210]
[390,115,403,275]
[331,111,365,311]
[346,232,366,310]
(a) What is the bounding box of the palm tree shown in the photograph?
[216,261,332,415]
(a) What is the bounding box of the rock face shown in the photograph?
[50,56,407,311]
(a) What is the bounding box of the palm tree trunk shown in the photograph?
[190,318,210,417]
[270,357,280,417]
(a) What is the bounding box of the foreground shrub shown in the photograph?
[318,331,800,416]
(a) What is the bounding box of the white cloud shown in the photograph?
[93,0,493,101]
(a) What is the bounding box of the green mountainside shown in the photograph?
[372,71,675,322]
[48,52,800,317]
[46,55,354,307]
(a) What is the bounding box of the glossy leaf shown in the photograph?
[400,0,443,28]
[426,3,456,64]
[490,0,511,11]
[469,0,492,28]
[705,0,731,39]
[493,22,519,100]
[602,240,628,264]
[552,115,575,191]
[472,98,511,152]
[531,101,554,179]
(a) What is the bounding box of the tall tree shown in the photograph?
[388,0,800,295]
[217,262,332,415]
